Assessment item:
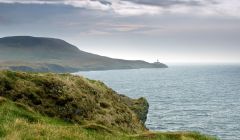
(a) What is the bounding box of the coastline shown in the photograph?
[0,70,217,140]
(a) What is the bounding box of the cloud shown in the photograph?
[0,0,111,11]
[130,0,240,17]
[83,29,111,35]
[0,0,160,16]
[123,0,203,7]
[78,22,162,35]
[63,0,111,11]
[96,23,147,32]
[1,0,240,17]
[111,1,160,16]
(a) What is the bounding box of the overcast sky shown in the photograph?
[0,0,240,64]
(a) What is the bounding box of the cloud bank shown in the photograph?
[0,0,240,17]
[0,0,160,16]
[1,0,240,63]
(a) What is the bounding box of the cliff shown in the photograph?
[0,71,216,140]
[0,70,147,133]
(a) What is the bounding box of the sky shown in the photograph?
[0,0,240,64]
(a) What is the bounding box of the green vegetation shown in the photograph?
[0,70,147,133]
[0,71,217,140]
[0,97,217,140]
[0,36,167,72]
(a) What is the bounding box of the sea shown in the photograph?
[75,65,240,140]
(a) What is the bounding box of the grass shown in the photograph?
[0,70,150,134]
[0,70,218,140]
[0,98,217,140]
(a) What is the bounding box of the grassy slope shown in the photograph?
[0,71,147,134]
[0,71,217,140]
[0,97,217,140]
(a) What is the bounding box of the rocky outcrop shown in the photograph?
[119,95,149,124]
[0,70,149,134]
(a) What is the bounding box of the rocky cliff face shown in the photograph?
[0,71,149,133]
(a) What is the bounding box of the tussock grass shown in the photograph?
[0,70,147,133]
[0,98,217,140]
[0,71,218,140]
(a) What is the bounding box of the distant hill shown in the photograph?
[0,36,167,72]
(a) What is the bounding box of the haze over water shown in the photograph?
[76,65,240,140]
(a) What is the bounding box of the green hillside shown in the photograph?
[0,71,217,140]
[0,36,167,72]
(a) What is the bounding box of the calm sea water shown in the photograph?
[75,65,240,140]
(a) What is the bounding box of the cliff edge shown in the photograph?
[0,71,216,140]
[0,70,148,133]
